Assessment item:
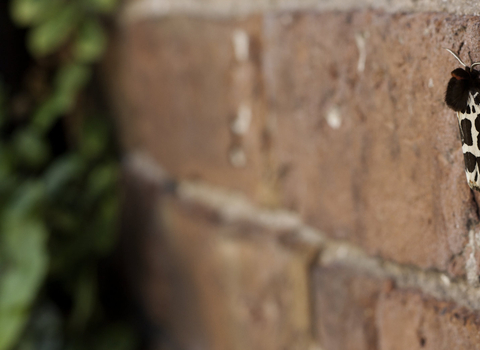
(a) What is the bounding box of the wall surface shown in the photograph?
[104,0,480,349]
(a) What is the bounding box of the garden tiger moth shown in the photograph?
[445,48,480,191]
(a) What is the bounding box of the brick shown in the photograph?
[104,17,273,204]
[311,265,383,350]
[119,165,210,350]
[264,12,480,272]
[160,196,314,350]
[312,264,480,350]
[105,11,480,273]
[377,289,480,350]
[119,164,313,350]
[120,0,480,19]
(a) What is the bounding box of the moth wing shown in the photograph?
[458,92,480,190]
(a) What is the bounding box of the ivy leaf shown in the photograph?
[74,19,107,63]
[53,63,91,110]
[10,0,63,26]
[33,63,91,132]
[13,128,50,168]
[43,154,85,198]
[27,3,80,56]
[0,216,48,350]
[81,117,110,160]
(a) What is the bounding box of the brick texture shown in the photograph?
[105,5,480,350]
[312,266,382,350]
[263,12,480,273]
[104,17,271,203]
[120,166,314,350]
[377,289,480,350]
[105,11,480,274]
[312,264,480,350]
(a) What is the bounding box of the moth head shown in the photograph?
[446,48,480,76]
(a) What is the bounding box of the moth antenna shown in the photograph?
[471,62,480,69]
[446,48,467,67]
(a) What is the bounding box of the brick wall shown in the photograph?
[104,1,480,349]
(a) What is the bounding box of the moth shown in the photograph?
[445,49,480,191]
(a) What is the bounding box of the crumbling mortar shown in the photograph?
[125,153,480,312]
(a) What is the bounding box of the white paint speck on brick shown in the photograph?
[232,29,249,62]
[326,106,342,129]
[231,103,252,135]
[440,274,451,286]
[355,31,369,73]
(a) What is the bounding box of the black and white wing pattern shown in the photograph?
[456,92,480,190]
[445,49,480,191]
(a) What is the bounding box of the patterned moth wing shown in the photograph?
[445,49,480,191]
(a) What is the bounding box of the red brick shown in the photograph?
[160,196,314,350]
[104,17,272,204]
[264,12,480,272]
[312,264,480,350]
[120,165,313,350]
[119,166,210,350]
[377,289,480,350]
[311,265,383,350]
[105,12,480,274]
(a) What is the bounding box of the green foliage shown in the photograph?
[0,0,134,349]
[74,19,107,63]
[27,4,81,57]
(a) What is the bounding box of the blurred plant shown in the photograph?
[0,0,138,349]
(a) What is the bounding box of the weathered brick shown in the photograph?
[312,264,480,350]
[120,163,314,350]
[160,196,314,350]
[104,17,272,204]
[120,165,210,350]
[311,265,383,350]
[264,12,480,272]
[105,12,480,274]
[377,289,480,350]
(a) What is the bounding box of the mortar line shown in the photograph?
[125,153,480,311]
[120,0,480,24]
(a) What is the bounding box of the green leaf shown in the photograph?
[7,181,46,218]
[44,155,84,198]
[0,217,48,350]
[33,64,91,132]
[74,19,107,63]
[12,128,50,168]
[53,63,91,109]
[55,62,91,98]
[87,163,118,198]
[27,4,80,56]
[10,0,63,26]
[0,315,26,350]
[80,117,110,160]
[31,95,64,133]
